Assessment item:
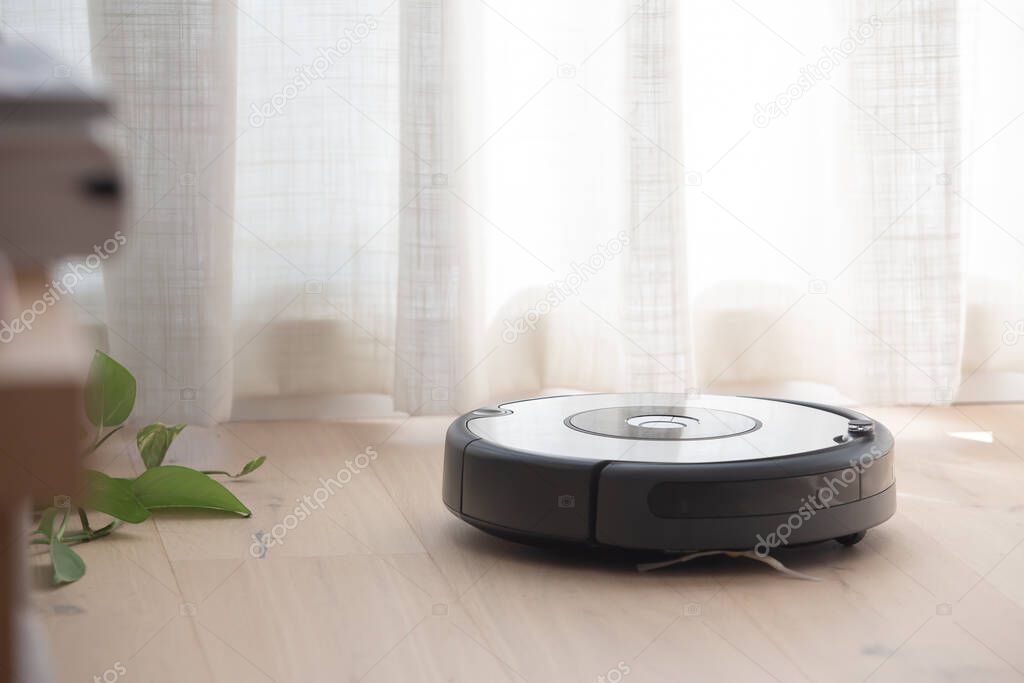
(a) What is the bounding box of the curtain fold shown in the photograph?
[229,1,401,414]
[88,0,237,424]
[394,0,459,414]
[844,0,963,404]
[624,0,692,393]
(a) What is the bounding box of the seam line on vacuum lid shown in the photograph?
[459,436,479,514]
[587,460,613,543]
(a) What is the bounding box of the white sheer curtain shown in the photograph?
[91,0,238,423]
[844,0,963,405]
[624,0,691,392]
[3,0,1023,422]
[957,0,1024,402]
[230,0,403,417]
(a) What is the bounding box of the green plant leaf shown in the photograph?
[84,470,150,523]
[238,455,266,477]
[136,423,186,469]
[50,538,86,584]
[34,507,58,540]
[131,466,251,517]
[202,455,267,479]
[84,350,136,428]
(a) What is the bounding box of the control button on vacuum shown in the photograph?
[848,419,874,434]
[472,407,508,416]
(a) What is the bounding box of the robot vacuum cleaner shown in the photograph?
[443,394,895,553]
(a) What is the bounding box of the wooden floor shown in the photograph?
[28,404,1024,682]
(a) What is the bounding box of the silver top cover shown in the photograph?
[466,393,853,464]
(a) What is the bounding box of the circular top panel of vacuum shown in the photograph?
[568,405,760,440]
[465,393,853,464]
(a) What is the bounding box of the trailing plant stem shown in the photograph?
[78,508,92,536]
[85,425,123,456]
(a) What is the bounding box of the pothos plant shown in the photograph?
[31,350,265,585]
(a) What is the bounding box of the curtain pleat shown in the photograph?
[88,0,237,424]
[624,0,692,392]
[393,0,459,414]
[846,0,963,404]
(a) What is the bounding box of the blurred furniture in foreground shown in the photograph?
[0,40,123,683]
